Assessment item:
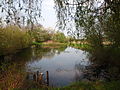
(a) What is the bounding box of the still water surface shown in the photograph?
[1,46,119,88]
[26,47,90,87]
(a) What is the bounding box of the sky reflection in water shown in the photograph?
[26,47,90,87]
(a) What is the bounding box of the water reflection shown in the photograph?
[0,46,90,88]
[1,46,120,89]
[26,47,89,87]
[82,48,120,82]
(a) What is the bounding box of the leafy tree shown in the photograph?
[31,27,51,43]
[0,0,42,29]
[54,0,120,48]
[52,32,68,43]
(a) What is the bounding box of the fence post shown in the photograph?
[37,71,39,82]
[46,71,49,86]
[33,73,37,81]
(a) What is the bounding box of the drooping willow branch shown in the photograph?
[0,0,42,28]
[54,0,120,37]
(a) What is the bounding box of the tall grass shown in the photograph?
[0,26,32,55]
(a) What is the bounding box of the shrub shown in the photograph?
[30,27,51,43]
[0,26,32,55]
[51,32,68,43]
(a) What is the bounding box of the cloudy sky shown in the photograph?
[39,0,104,29]
[39,0,57,29]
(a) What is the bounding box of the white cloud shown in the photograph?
[42,0,55,6]
[39,0,57,29]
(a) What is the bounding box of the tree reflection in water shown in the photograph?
[0,46,67,89]
[75,48,120,82]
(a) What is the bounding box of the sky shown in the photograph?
[0,0,104,36]
[39,0,76,36]
[39,0,104,29]
[39,0,57,29]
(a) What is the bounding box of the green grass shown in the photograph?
[32,42,92,51]
[62,81,120,90]
[10,81,120,90]
[32,41,68,48]
[43,81,120,90]
[32,42,42,45]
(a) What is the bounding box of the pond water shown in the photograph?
[0,46,90,87]
[26,47,90,87]
[1,46,120,88]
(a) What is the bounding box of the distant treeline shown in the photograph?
[0,25,74,56]
[30,26,69,43]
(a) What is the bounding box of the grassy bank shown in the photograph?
[58,81,120,90]
[32,41,90,50]
[42,81,120,90]
[32,41,68,48]
[8,81,120,90]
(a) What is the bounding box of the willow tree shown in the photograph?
[0,0,42,29]
[54,0,120,48]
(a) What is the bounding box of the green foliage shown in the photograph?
[70,43,91,50]
[51,32,68,43]
[14,81,120,90]
[55,0,120,49]
[0,0,42,28]
[61,81,120,90]
[0,26,32,55]
[30,27,51,43]
[32,42,42,45]
[104,14,120,47]
[29,27,69,44]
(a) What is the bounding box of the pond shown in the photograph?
[0,46,90,87]
[1,46,120,89]
[26,47,90,87]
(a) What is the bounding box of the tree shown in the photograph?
[52,32,67,43]
[54,0,120,48]
[0,0,42,29]
[31,27,51,43]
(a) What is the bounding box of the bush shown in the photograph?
[51,32,68,43]
[30,27,51,43]
[0,26,32,55]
